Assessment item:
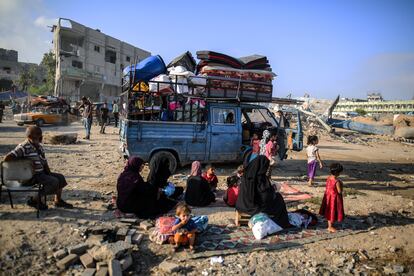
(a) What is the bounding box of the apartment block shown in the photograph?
[53,18,150,102]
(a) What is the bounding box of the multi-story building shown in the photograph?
[0,48,44,92]
[52,18,151,102]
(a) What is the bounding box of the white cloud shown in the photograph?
[0,0,54,63]
[34,16,57,30]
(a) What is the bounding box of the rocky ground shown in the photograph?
[0,119,414,276]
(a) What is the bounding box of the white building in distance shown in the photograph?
[52,18,150,102]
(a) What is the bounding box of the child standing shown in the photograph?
[202,164,218,191]
[171,203,197,252]
[265,133,279,176]
[306,135,323,186]
[319,163,344,233]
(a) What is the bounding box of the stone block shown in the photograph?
[139,221,153,231]
[68,243,89,255]
[90,241,133,262]
[132,234,143,245]
[96,261,108,270]
[120,254,133,271]
[80,253,95,268]
[158,260,181,273]
[108,259,122,276]
[53,248,68,259]
[81,268,96,276]
[95,267,109,276]
[56,253,79,270]
[120,218,139,224]
[116,228,129,240]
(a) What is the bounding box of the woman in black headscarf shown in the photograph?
[185,161,216,207]
[147,155,183,200]
[236,155,291,228]
[117,156,158,218]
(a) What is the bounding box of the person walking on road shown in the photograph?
[112,100,119,127]
[79,97,93,140]
[100,103,109,134]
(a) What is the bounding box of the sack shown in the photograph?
[248,213,269,228]
[149,74,173,94]
[149,216,176,245]
[252,218,283,240]
[293,209,318,227]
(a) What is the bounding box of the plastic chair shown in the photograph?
[0,160,44,218]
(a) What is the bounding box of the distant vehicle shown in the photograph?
[14,107,69,126]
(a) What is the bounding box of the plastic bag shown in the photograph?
[252,218,283,240]
[288,212,303,227]
[163,182,176,197]
[248,212,269,228]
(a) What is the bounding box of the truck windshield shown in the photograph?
[243,108,278,127]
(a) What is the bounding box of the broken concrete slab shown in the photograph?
[116,228,129,240]
[120,218,139,224]
[132,234,143,245]
[90,241,133,262]
[87,234,105,247]
[80,253,95,268]
[53,248,68,259]
[56,253,79,270]
[158,260,181,273]
[68,243,89,255]
[108,259,122,276]
[120,254,133,271]
[81,268,96,276]
[124,235,132,244]
[95,267,109,276]
[96,261,108,271]
[139,221,153,231]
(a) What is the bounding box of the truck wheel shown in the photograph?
[35,119,45,127]
[150,151,178,174]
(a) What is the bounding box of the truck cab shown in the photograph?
[119,101,302,172]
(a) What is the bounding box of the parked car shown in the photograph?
[14,107,74,127]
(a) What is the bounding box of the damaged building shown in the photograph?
[0,48,45,92]
[52,18,150,102]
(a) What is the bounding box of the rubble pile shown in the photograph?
[52,219,151,275]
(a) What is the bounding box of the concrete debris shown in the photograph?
[53,248,68,260]
[158,260,181,273]
[68,243,89,255]
[108,259,122,276]
[81,268,96,276]
[80,253,95,268]
[95,267,109,276]
[132,234,143,245]
[139,221,153,231]
[96,261,108,271]
[90,241,133,262]
[56,254,79,270]
[120,254,133,271]
[120,218,139,224]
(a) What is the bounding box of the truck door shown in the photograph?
[209,107,241,161]
[187,122,208,161]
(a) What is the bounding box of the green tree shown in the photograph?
[17,66,36,91]
[355,108,367,116]
[40,51,56,93]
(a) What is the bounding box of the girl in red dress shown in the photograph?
[319,163,344,233]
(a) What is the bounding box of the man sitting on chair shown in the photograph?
[3,126,73,210]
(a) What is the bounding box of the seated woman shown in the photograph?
[147,155,183,200]
[117,156,177,219]
[236,155,291,228]
[185,161,216,207]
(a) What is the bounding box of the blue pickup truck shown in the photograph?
[119,101,303,172]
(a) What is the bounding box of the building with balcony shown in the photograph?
[53,18,151,102]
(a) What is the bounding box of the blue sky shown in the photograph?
[1,0,413,100]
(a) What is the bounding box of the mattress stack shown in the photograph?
[196,51,275,101]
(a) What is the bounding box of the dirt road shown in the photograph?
[0,120,413,275]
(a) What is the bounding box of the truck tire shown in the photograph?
[36,119,45,127]
[150,151,178,174]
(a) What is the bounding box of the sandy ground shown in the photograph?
[0,119,414,275]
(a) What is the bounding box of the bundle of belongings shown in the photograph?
[196,51,276,101]
[122,50,276,120]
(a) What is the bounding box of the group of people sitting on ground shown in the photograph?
[3,125,344,244]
